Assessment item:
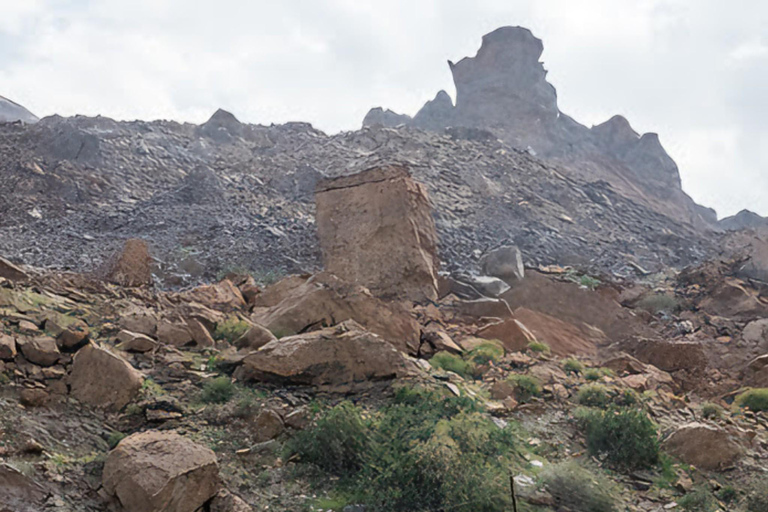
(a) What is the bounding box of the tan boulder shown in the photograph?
[102,430,219,512]
[315,165,439,302]
[0,333,17,360]
[116,330,158,353]
[0,463,48,512]
[183,279,246,313]
[235,320,412,389]
[744,354,768,387]
[156,320,194,347]
[105,239,153,287]
[119,308,158,337]
[633,339,707,373]
[251,409,285,443]
[20,387,50,407]
[17,336,60,366]
[742,319,768,350]
[210,490,253,512]
[234,322,277,351]
[186,318,215,347]
[448,297,514,320]
[477,318,536,352]
[69,344,143,410]
[251,273,420,354]
[662,422,743,470]
[0,256,29,282]
[513,307,602,357]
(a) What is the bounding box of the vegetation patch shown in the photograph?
[506,374,542,403]
[541,462,617,512]
[527,341,550,354]
[200,376,235,404]
[430,351,476,378]
[577,384,611,408]
[735,388,768,412]
[577,407,659,471]
[562,357,584,375]
[677,489,716,512]
[287,386,523,512]
[636,293,681,315]
[700,402,724,420]
[465,340,504,365]
[213,316,251,343]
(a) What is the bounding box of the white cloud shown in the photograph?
[0,0,766,216]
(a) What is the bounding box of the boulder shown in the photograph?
[210,490,253,512]
[44,314,89,349]
[477,318,536,352]
[20,387,50,407]
[186,318,215,347]
[0,333,17,360]
[512,307,602,357]
[183,279,246,313]
[742,319,768,351]
[315,165,439,302]
[251,409,285,443]
[235,320,413,389]
[156,320,194,347]
[102,431,220,512]
[632,339,707,373]
[251,273,420,354]
[105,239,153,287]
[116,330,158,353]
[69,344,143,410]
[662,422,743,470]
[0,256,29,282]
[0,463,48,512]
[234,322,277,351]
[450,274,510,298]
[480,245,525,283]
[17,336,60,366]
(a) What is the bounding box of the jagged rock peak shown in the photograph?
[0,95,39,124]
[362,107,412,128]
[719,209,768,231]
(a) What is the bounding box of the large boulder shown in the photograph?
[235,320,413,390]
[251,273,420,354]
[0,463,48,512]
[102,431,220,512]
[183,279,246,313]
[662,423,744,471]
[69,344,143,410]
[17,336,60,366]
[632,339,707,373]
[105,239,153,287]
[0,256,29,282]
[480,245,525,283]
[315,165,439,302]
[0,333,17,360]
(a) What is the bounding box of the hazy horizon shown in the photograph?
[2,0,766,217]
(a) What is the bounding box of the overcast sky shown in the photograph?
[1,0,766,217]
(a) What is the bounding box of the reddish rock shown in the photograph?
[69,344,143,410]
[662,422,743,471]
[633,339,707,373]
[0,333,17,360]
[17,336,60,366]
[19,387,50,407]
[477,318,536,352]
[116,330,158,353]
[0,463,48,512]
[315,165,439,302]
[105,239,153,287]
[184,279,246,313]
[0,256,29,282]
[234,322,277,351]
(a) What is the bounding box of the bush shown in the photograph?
[286,402,370,476]
[677,489,716,512]
[579,408,659,471]
[465,340,504,365]
[636,294,680,315]
[746,480,768,512]
[584,368,602,381]
[288,387,520,512]
[735,388,768,413]
[107,431,126,449]
[614,388,640,408]
[507,374,541,403]
[213,316,251,343]
[701,402,724,420]
[715,485,738,504]
[541,462,617,512]
[527,341,550,354]
[577,384,611,408]
[562,357,584,375]
[200,376,235,404]
[430,351,475,378]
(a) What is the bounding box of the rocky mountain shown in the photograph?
[364,27,716,230]
[0,95,39,124]
[720,209,768,231]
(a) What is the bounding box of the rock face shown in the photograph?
[719,209,768,231]
[69,344,143,410]
[632,339,707,373]
[363,26,712,228]
[315,165,439,303]
[0,95,39,124]
[0,463,48,512]
[235,320,412,389]
[105,239,153,287]
[662,423,743,470]
[102,430,220,512]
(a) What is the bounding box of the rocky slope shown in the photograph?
[364,26,716,231]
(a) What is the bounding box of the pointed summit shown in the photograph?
[0,95,39,124]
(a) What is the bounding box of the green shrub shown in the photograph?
[579,408,659,471]
[287,387,520,512]
[614,388,641,407]
[541,462,617,512]
[506,374,541,403]
[465,340,504,365]
[286,402,370,476]
[200,376,235,404]
[701,402,724,420]
[527,341,550,354]
[746,480,768,512]
[562,357,584,375]
[735,388,768,413]
[577,384,611,408]
[107,431,126,449]
[584,368,602,381]
[636,294,680,315]
[430,351,475,377]
[677,489,716,512]
[715,485,738,503]
[213,316,251,343]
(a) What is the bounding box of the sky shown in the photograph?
[1,0,766,218]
